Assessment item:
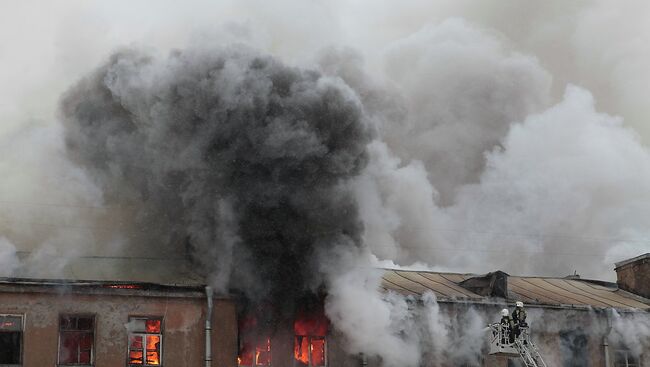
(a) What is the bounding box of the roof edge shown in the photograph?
[615,253,650,269]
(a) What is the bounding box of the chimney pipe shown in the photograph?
[603,309,612,367]
[205,286,214,367]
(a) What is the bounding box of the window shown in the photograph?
[238,338,271,367]
[0,314,22,365]
[614,349,640,367]
[58,315,94,366]
[127,317,162,366]
[237,314,271,367]
[293,310,328,367]
[294,336,326,367]
[559,330,588,367]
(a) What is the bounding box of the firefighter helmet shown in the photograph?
[516,301,524,308]
[501,308,509,317]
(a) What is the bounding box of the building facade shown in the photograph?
[0,280,237,367]
[0,254,648,367]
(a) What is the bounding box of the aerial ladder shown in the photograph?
[488,322,548,367]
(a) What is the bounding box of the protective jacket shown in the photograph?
[512,307,527,324]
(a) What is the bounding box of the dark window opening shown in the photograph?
[0,315,22,365]
[559,330,588,367]
[58,315,95,365]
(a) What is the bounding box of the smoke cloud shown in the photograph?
[61,45,371,322]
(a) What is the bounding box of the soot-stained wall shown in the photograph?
[0,285,647,367]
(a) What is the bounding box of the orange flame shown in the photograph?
[310,337,326,366]
[105,284,142,289]
[129,350,143,364]
[255,338,271,366]
[238,337,271,366]
[146,335,161,365]
[146,319,162,333]
[294,336,326,366]
[294,336,310,365]
[294,310,328,336]
[294,309,328,366]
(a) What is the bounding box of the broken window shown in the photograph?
[294,336,326,367]
[238,337,271,367]
[614,349,640,367]
[127,317,162,366]
[237,314,271,367]
[58,315,94,365]
[0,314,22,365]
[294,310,328,367]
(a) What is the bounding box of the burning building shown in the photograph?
[0,34,647,367]
[0,253,647,367]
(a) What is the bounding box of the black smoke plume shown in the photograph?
[61,45,371,322]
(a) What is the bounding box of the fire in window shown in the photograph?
[59,315,95,365]
[0,314,22,365]
[294,310,328,367]
[238,337,271,367]
[127,317,163,366]
[237,315,271,367]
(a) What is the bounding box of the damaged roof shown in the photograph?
[9,254,204,286]
[381,269,650,311]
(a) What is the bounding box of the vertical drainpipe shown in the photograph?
[603,309,612,367]
[206,286,214,367]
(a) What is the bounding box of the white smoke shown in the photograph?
[323,248,488,367]
[440,85,650,276]
[0,237,20,276]
[610,309,650,356]
[323,250,421,367]
[365,83,650,277]
[381,19,551,205]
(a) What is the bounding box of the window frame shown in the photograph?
[613,348,641,367]
[126,316,163,367]
[294,335,327,367]
[0,313,24,367]
[57,314,96,367]
[237,337,272,367]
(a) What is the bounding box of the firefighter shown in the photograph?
[512,301,527,341]
[500,308,515,344]
[512,301,527,326]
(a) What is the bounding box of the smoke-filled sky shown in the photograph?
[1,0,650,282]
